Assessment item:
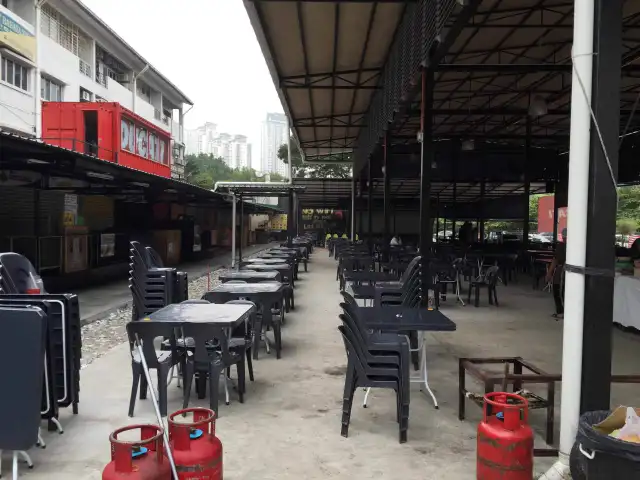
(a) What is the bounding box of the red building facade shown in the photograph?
[42,102,172,178]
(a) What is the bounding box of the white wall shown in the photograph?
[0,80,34,134]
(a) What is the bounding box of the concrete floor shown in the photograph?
[12,249,640,479]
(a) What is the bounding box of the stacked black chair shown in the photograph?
[337,315,410,443]
[129,241,188,320]
[0,253,82,432]
[0,305,46,476]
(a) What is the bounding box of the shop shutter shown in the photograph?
[80,195,114,231]
[0,186,36,236]
[39,190,65,236]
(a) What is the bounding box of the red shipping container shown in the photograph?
[42,102,172,178]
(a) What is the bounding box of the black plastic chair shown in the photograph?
[338,325,409,443]
[180,323,246,416]
[126,321,182,418]
[224,299,256,381]
[468,265,500,307]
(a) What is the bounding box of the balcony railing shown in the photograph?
[79,59,92,78]
[96,71,108,87]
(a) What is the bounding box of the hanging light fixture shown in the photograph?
[528,95,548,117]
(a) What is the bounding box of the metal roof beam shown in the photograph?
[280,68,380,81]
[439,63,640,72]
[250,0,416,3]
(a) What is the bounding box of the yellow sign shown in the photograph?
[0,6,36,62]
[269,214,288,231]
[63,212,75,227]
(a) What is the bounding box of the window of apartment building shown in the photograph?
[1,0,8,8]
[41,76,62,101]
[79,87,92,102]
[1,56,29,92]
[41,4,90,59]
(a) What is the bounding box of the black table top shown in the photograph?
[209,282,284,294]
[146,303,254,327]
[359,306,456,332]
[245,258,290,264]
[220,271,280,281]
[242,264,290,271]
[343,271,398,283]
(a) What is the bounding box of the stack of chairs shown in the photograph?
[129,241,188,320]
[0,252,82,435]
[0,305,47,477]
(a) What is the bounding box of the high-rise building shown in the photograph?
[260,112,288,177]
[185,124,252,169]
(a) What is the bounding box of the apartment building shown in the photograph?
[260,112,288,177]
[186,123,252,170]
[0,0,192,179]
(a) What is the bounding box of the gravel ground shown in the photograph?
[79,268,228,368]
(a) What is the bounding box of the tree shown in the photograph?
[277,136,352,179]
[183,153,275,189]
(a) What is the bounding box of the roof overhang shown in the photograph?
[244,0,410,161]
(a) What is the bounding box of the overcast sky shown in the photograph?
[82,0,283,165]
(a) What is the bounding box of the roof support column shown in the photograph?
[231,193,237,269]
[288,191,294,247]
[351,175,356,241]
[580,0,622,413]
[383,135,390,259]
[419,68,434,307]
[238,194,244,265]
[452,142,458,241]
[368,160,373,254]
[523,117,531,250]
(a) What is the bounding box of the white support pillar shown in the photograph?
[33,0,46,138]
[540,0,594,478]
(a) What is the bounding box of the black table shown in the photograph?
[145,303,254,328]
[359,306,456,332]
[357,305,456,409]
[220,271,281,283]
[241,264,295,287]
[341,271,397,291]
[204,283,285,359]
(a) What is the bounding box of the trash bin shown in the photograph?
[571,410,640,480]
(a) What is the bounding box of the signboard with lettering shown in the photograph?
[121,117,168,164]
[0,5,35,62]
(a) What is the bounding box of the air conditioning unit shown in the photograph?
[80,90,92,102]
[115,73,130,83]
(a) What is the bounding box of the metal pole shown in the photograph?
[238,195,243,265]
[580,0,622,413]
[541,0,595,476]
[231,193,237,269]
[383,136,390,255]
[368,161,373,254]
[351,175,355,241]
[523,117,532,249]
[287,118,293,184]
[419,68,434,307]
[135,338,179,479]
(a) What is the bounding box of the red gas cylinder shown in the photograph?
[169,408,223,479]
[102,424,171,480]
[477,392,534,480]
